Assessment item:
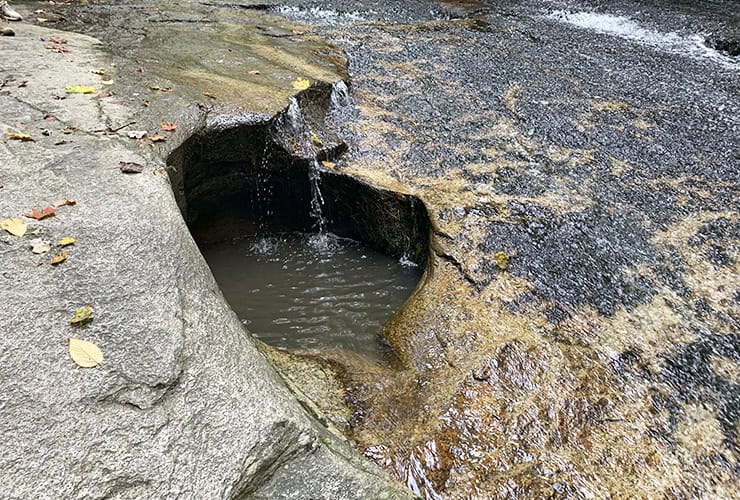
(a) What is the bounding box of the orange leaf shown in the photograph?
[51,251,68,265]
[161,122,177,132]
[24,207,56,220]
[150,134,167,143]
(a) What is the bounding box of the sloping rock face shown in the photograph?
[0,20,409,500]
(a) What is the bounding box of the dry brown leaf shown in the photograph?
[53,199,76,207]
[202,91,217,99]
[25,207,56,220]
[51,251,68,265]
[161,122,177,132]
[68,338,103,368]
[119,161,144,174]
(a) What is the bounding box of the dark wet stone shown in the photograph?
[705,36,740,56]
[483,206,657,315]
[661,333,740,445]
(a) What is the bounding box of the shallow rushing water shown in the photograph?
[202,232,421,358]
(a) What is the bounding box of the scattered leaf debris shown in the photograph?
[58,237,76,247]
[1,218,27,237]
[44,44,69,53]
[127,130,147,139]
[161,122,176,132]
[51,251,68,265]
[292,77,310,91]
[70,306,94,326]
[494,251,510,270]
[119,161,144,174]
[25,207,56,220]
[53,199,76,207]
[68,337,103,367]
[65,85,96,94]
[202,91,217,99]
[8,132,35,142]
[29,238,51,254]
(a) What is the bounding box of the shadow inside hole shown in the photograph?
[167,110,430,358]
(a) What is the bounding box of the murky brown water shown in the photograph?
[202,232,421,358]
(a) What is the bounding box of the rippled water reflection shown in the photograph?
[202,232,421,358]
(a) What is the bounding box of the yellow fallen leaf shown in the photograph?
[65,85,97,94]
[51,251,68,265]
[202,91,217,99]
[68,338,103,368]
[58,237,76,247]
[292,77,310,91]
[1,218,27,237]
[494,251,509,270]
[70,306,93,326]
[8,132,35,142]
[321,161,336,169]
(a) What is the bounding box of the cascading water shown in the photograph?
[330,80,351,110]
[273,96,330,242]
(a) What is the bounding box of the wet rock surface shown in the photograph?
[3,0,739,498]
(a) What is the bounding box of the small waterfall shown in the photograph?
[254,141,273,233]
[273,97,330,246]
[330,80,351,110]
[309,159,327,234]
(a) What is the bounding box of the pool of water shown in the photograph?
[201,232,422,358]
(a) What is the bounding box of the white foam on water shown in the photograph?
[277,6,366,24]
[548,10,739,71]
[399,255,420,268]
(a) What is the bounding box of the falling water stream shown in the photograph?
[203,82,421,359]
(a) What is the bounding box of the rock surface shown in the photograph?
[3,0,739,499]
[0,20,409,500]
